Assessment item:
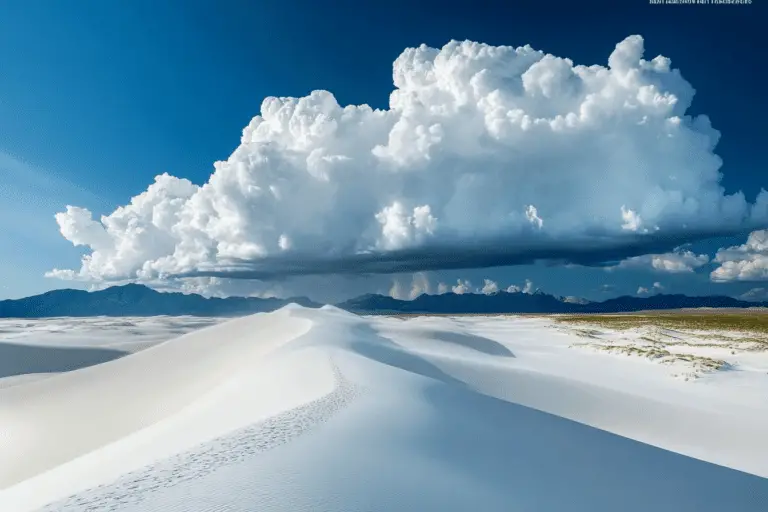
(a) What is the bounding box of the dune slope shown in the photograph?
[1,305,767,511]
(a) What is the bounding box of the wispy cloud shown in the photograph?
[0,151,106,244]
[739,287,768,302]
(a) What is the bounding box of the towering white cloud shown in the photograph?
[711,229,768,282]
[49,36,768,288]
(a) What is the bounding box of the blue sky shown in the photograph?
[0,0,765,301]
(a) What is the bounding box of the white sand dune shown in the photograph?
[1,305,767,511]
[0,317,223,391]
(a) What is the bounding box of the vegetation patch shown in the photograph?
[572,342,729,378]
[557,312,767,379]
[554,312,768,335]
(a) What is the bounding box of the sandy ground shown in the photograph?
[0,306,766,511]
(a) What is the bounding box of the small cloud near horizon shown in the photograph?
[739,287,768,302]
[637,282,664,296]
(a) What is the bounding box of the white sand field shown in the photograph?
[1,305,767,511]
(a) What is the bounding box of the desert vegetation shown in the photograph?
[554,312,768,379]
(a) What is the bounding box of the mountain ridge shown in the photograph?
[0,284,765,318]
[336,290,768,314]
[0,284,321,318]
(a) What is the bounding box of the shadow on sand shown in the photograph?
[0,342,127,379]
[349,322,768,511]
[429,330,515,357]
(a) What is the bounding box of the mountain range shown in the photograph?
[336,289,768,314]
[0,284,765,318]
[0,284,321,318]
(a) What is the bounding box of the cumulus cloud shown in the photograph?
[505,279,535,294]
[389,275,529,297]
[710,230,768,282]
[452,279,472,294]
[611,247,710,273]
[481,279,500,294]
[49,36,768,291]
